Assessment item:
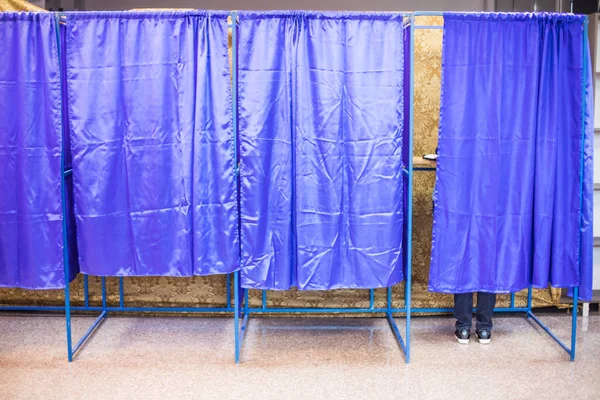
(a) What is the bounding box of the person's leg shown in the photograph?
[454,293,473,330]
[475,292,497,331]
[475,292,496,344]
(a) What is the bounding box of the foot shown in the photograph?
[476,329,492,344]
[454,328,471,344]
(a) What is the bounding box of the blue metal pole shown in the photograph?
[571,287,579,361]
[226,273,231,310]
[83,275,89,309]
[404,13,416,364]
[102,306,232,313]
[527,311,571,355]
[262,290,267,310]
[412,307,528,313]
[526,286,533,318]
[369,289,374,309]
[54,13,73,362]
[119,277,124,309]
[247,307,391,313]
[234,271,240,363]
[231,10,241,364]
[101,277,107,310]
[386,312,407,353]
[72,311,107,355]
[510,293,515,309]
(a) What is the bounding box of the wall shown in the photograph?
[57,0,494,11]
[46,0,574,13]
[47,0,580,13]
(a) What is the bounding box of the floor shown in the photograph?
[0,312,599,399]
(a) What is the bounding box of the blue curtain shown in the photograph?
[430,13,594,300]
[66,11,237,277]
[238,11,404,290]
[0,13,77,289]
[576,39,594,301]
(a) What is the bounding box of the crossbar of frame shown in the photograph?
[64,274,236,361]
[234,285,410,364]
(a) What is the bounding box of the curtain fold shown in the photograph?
[238,11,404,290]
[571,34,594,301]
[66,11,237,277]
[0,13,77,289]
[430,12,593,299]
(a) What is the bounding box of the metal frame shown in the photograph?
[408,11,584,362]
[232,12,413,365]
[0,10,585,365]
[54,12,237,362]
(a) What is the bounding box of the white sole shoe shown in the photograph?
[477,331,492,344]
[457,338,470,345]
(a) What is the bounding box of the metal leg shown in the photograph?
[234,271,240,364]
[524,285,579,361]
[119,277,124,309]
[64,281,73,362]
[570,287,579,362]
[231,11,241,364]
[386,312,407,355]
[226,273,231,311]
[101,277,107,310]
[84,275,89,309]
[405,13,415,364]
[72,311,107,356]
[526,287,533,318]
[55,13,73,361]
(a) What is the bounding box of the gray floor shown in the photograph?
[0,312,599,399]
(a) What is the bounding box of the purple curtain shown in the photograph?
[238,11,404,290]
[66,11,237,277]
[430,13,594,300]
[0,13,77,289]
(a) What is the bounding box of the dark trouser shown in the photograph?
[454,292,497,331]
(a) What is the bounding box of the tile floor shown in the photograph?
[0,312,598,399]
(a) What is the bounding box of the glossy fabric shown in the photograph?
[66,11,237,277]
[60,23,81,284]
[0,13,76,289]
[238,11,404,290]
[430,13,593,299]
[402,24,411,276]
[572,39,594,301]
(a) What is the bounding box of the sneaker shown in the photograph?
[476,329,492,344]
[454,328,471,344]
